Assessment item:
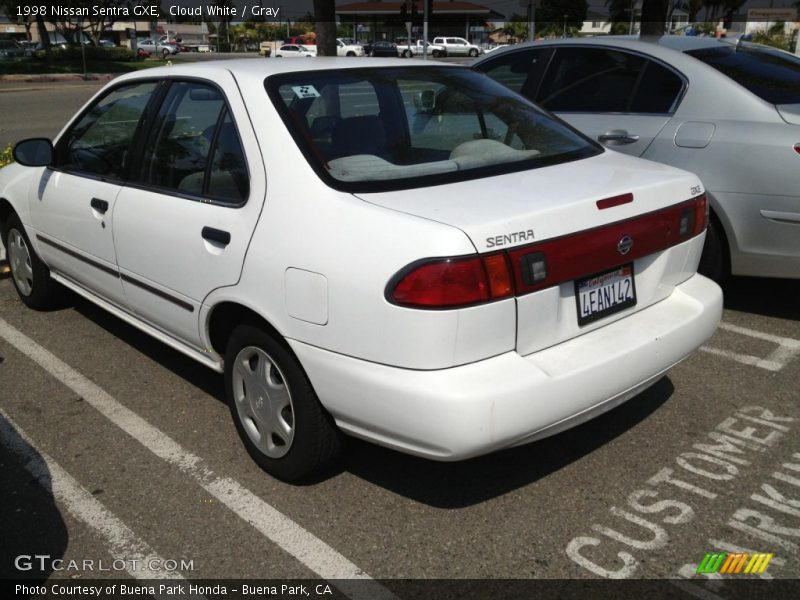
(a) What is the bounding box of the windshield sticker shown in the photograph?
[292,85,320,99]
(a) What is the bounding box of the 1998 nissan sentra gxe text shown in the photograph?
[0,59,723,482]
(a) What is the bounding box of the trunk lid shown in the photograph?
[359,150,707,355]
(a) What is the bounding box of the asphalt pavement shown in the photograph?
[0,78,799,599]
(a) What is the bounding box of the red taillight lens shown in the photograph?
[389,253,513,308]
[694,193,709,235]
[794,143,800,155]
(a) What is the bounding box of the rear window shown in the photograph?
[686,43,800,105]
[266,67,600,192]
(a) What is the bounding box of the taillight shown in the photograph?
[388,253,513,308]
[794,143,800,155]
[390,195,707,309]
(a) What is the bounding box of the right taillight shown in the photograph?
[794,143,800,155]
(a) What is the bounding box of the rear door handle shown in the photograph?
[90,198,109,213]
[201,226,231,246]
[597,130,640,145]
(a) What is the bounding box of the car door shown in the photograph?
[478,46,686,157]
[30,81,159,307]
[111,76,266,348]
[536,47,686,156]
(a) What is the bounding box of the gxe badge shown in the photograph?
[617,234,634,255]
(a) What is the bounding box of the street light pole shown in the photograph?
[563,14,568,38]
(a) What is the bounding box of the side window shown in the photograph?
[476,48,554,96]
[139,81,249,204]
[538,48,646,113]
[630,60,684,113]
[57,82,157,179]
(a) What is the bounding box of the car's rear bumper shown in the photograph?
[289,274,722,461]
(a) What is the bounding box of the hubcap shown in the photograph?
[7,229,33,296]
[232,346,294,458]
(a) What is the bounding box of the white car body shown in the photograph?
[432,36,482,57]
[275,44,316,58]
[475,36,800,280]
[0,59,721,480]
[336,39,365,57]
[397,40,446,58]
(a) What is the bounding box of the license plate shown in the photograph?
[575,264,636,326]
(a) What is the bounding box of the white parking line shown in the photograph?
[700,322,800,372]
[0,316,395,600]
[0,410,186,581]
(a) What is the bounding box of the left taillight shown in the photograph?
[388,253,514,309]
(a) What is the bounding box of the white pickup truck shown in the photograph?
[336,39,365,57]
[432,36,482,57]
[397,39,446,58]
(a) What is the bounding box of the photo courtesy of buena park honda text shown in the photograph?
[1,0,800,598]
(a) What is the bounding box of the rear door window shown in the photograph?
[536,47,683,114]
[686,43,800,105]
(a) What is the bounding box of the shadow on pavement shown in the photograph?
[722,276,799,321]
[0,414,68,585]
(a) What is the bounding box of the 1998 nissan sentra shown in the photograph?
[0,59,722,482]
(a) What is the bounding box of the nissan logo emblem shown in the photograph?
[617,235,634,255]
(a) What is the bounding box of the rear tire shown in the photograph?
[402,49,412,58]
[2,214,57,310]
[698,218,728,283]
[224,324,343,482]
[432,50,442,58]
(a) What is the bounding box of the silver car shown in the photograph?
[474,36,800,281]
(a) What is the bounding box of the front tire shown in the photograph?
[468,48,479,57]
[3,214,57,310]
[432,50,442,58]
[402,49,412,58]
[224,324,343,482]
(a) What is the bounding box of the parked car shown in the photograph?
[395,39,446,59]
[336,38,364,57]
[0,59,721,482]
[432,36,482,57]
[138,38,179,58]
[475,36,800,281]
[368,40,399,57]
[275,44,316,58]
[0,39,24,59]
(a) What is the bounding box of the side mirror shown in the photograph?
[413,89,437,112]
[13,138,53,167]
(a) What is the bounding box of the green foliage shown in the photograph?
[752,21,798,52]
[34,46,134,61]
[0,145,13,169]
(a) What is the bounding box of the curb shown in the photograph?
[0,73,119,83]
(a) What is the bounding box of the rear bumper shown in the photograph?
[289,274,722,460]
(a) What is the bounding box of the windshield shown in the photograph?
[266,67,600,192]
[685,43,800,105]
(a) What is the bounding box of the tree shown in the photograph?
[313,0,336,57]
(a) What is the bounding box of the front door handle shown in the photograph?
[201,226,231,246]
[90,198,109,213]
[597,130,640,145]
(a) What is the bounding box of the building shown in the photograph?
[335,1,503,44]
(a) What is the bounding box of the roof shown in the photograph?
[116,57,466,81]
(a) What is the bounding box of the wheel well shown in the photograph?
[207,302,286,357]
[0,198,15,244]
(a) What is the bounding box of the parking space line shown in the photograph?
[0,410,187,581]
[700,322,800,372]
[0,316,395,600]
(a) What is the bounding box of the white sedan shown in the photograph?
[475,36,800,281]
[0,59,721,482]
[275,44,316,58]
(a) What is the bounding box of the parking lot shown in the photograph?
[1,80,799,597]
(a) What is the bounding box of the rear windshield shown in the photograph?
[685,43,800,105]
[265,67,600,192]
